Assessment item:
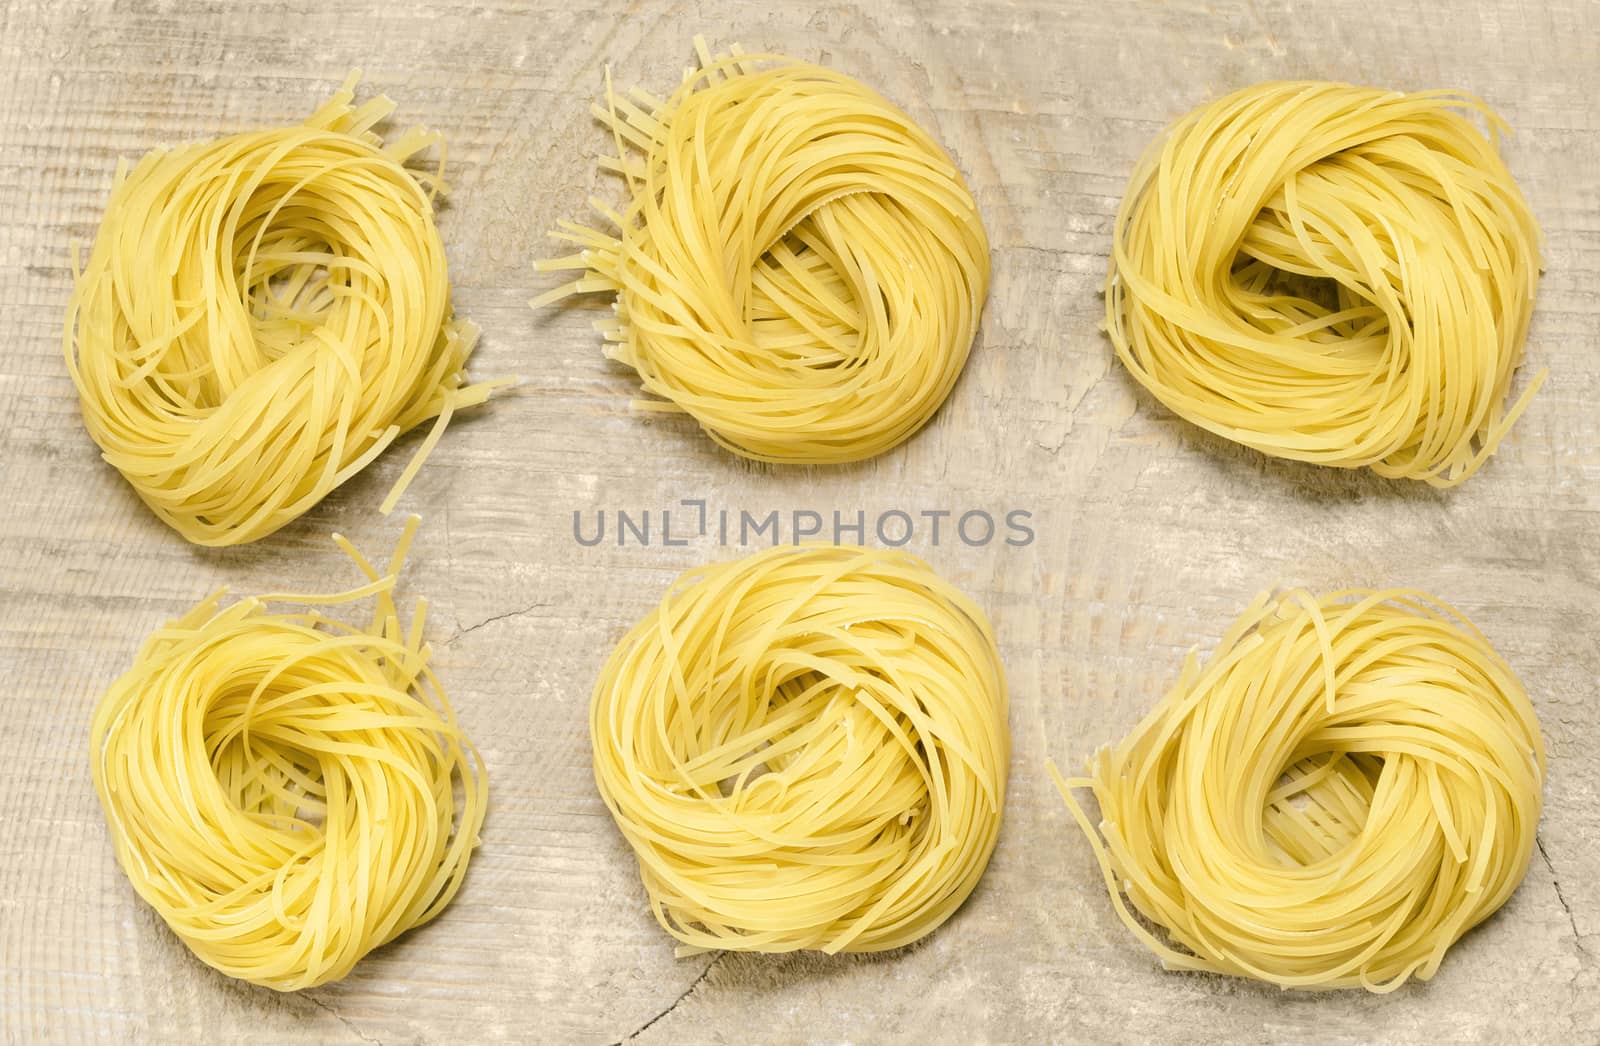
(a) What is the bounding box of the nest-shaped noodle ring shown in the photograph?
[65,75,501,546]
[1107,82,1543,486]
[592,544,1009,953]
[1054,589,1545,991]
[537,39,991,464]
[89,519,487,990]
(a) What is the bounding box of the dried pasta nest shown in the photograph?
[591,544,1009,952]
[537,39,990,464]
[65,76,500,546]
[1107,82,1543,486]
[1055,589,1545,990]
[89,519,487,990]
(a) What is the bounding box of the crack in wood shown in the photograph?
[1538,835,1595,963]
[306,994,383,1046]
[614,953,721,1044]
[441,599,554,645]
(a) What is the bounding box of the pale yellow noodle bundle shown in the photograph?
[536,38,990,464]
[592,544,1009,953]
[89,518,487,991]
[1053,589,1544,991]
[1107,82,1543,486]
[65,75,501,546]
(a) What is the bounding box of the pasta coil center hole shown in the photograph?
[1264,751,1385,866]
[206,683,334,833]
[714,664,928,841]
[1229,194,1389,353]
[750,195,906,369]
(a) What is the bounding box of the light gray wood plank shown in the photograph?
[1,0,1595,1041]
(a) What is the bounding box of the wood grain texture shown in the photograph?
[2,0,1597,1041]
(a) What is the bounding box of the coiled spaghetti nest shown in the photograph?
[1107,82,1542,487]
[65,75,498,546]
[1054,589,1545,991]
[537,39,991,464]
[89,520,487,990]
[591,544,1009,953]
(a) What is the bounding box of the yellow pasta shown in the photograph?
[65,75,502,546]
[1053,588,1544,991]
[89,517,487,991]
[1107,82,1543,486]
[535,38,990,464]
[592,544,1009,953]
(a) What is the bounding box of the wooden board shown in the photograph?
[2,0,1596,1041]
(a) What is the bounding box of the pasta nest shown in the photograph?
[591,544,1010,953]
[65,76,499,546]
[89,520,488,990]
[1107,82,1543,487]
[1055,589,1545,991]
[537,39,991,464]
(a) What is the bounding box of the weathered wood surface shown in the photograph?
[2,0,1596,1041]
